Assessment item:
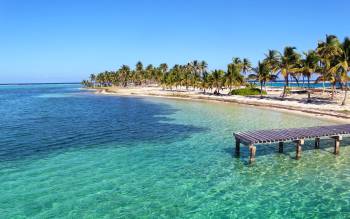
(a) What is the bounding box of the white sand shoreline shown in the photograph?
[89,86,350,123]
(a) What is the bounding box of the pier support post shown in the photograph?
[235,138,240,156]
[315,137,320,149]
[249,145,256,164]
[278,142,283,153]
[294,139,304,160]
[331,135,342,155]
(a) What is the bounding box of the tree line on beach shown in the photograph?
[82,35,350,105]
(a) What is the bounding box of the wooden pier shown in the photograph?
[234,124,350,163]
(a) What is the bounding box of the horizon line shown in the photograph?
[0,82,80,85]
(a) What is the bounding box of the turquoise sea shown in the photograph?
[252,81,346,88]
[1,84,350,218]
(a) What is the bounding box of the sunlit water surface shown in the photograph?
[0,84,349,218]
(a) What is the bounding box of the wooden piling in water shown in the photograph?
[331,135,342,155]
[249,145,256,164]
[235,138,240,156]
[294,139,304,160]
[278,142,283,153]
[315,137,320,149]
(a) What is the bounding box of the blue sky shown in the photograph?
[0,0,349,83]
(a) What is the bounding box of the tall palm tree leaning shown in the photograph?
[316,35,343,99]
[329,37,350,105]
[342,37,350,105]
[277,47,301,99]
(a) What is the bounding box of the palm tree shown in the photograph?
[316,35,343,99]
[200,60,208,77]
[201,71,210,93]
[81,80,92,87]
[264,50,280,70]
[291,50,319,103]
[170,64,182,89]
[156,63,168,84]
[264,49,280,84]
[134,61,144,86]
[342,37,350,105]
[145,64,155,85]
[163,69,176,90]
[96,72,107,87]
[188,60,204,90]
[110,71,119,86]
[159,63,168,74]
[89,74,96,87]
[300,50,319,88]
[226,58,244,91]
[212,70,224,94]
[248,61,276,98]
[329,37,350,105]
[119,65,131,87]
[191,60,200,76]
[182,64,192,90]
[242,58,252,75]
[278,47,301,99]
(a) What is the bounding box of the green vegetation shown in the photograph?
[81,58,249,95]
[230,87,266,96]
[82,34,350,104]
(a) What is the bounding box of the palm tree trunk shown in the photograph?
[302,76,305,88]
[282,75,289,99]
[322,80,325,94]
[331,82,335,100]
[260,82,263,99]
[307,76,311,103]
[342,80,348,105]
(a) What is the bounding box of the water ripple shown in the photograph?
[0,84,349,218]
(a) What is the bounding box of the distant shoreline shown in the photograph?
[0,82,80,86]
[89,86,350,123]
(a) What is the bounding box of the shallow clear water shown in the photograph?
[263,81,345,88]
[0,84,349,218]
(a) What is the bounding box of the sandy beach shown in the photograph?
[90,86,350,123]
